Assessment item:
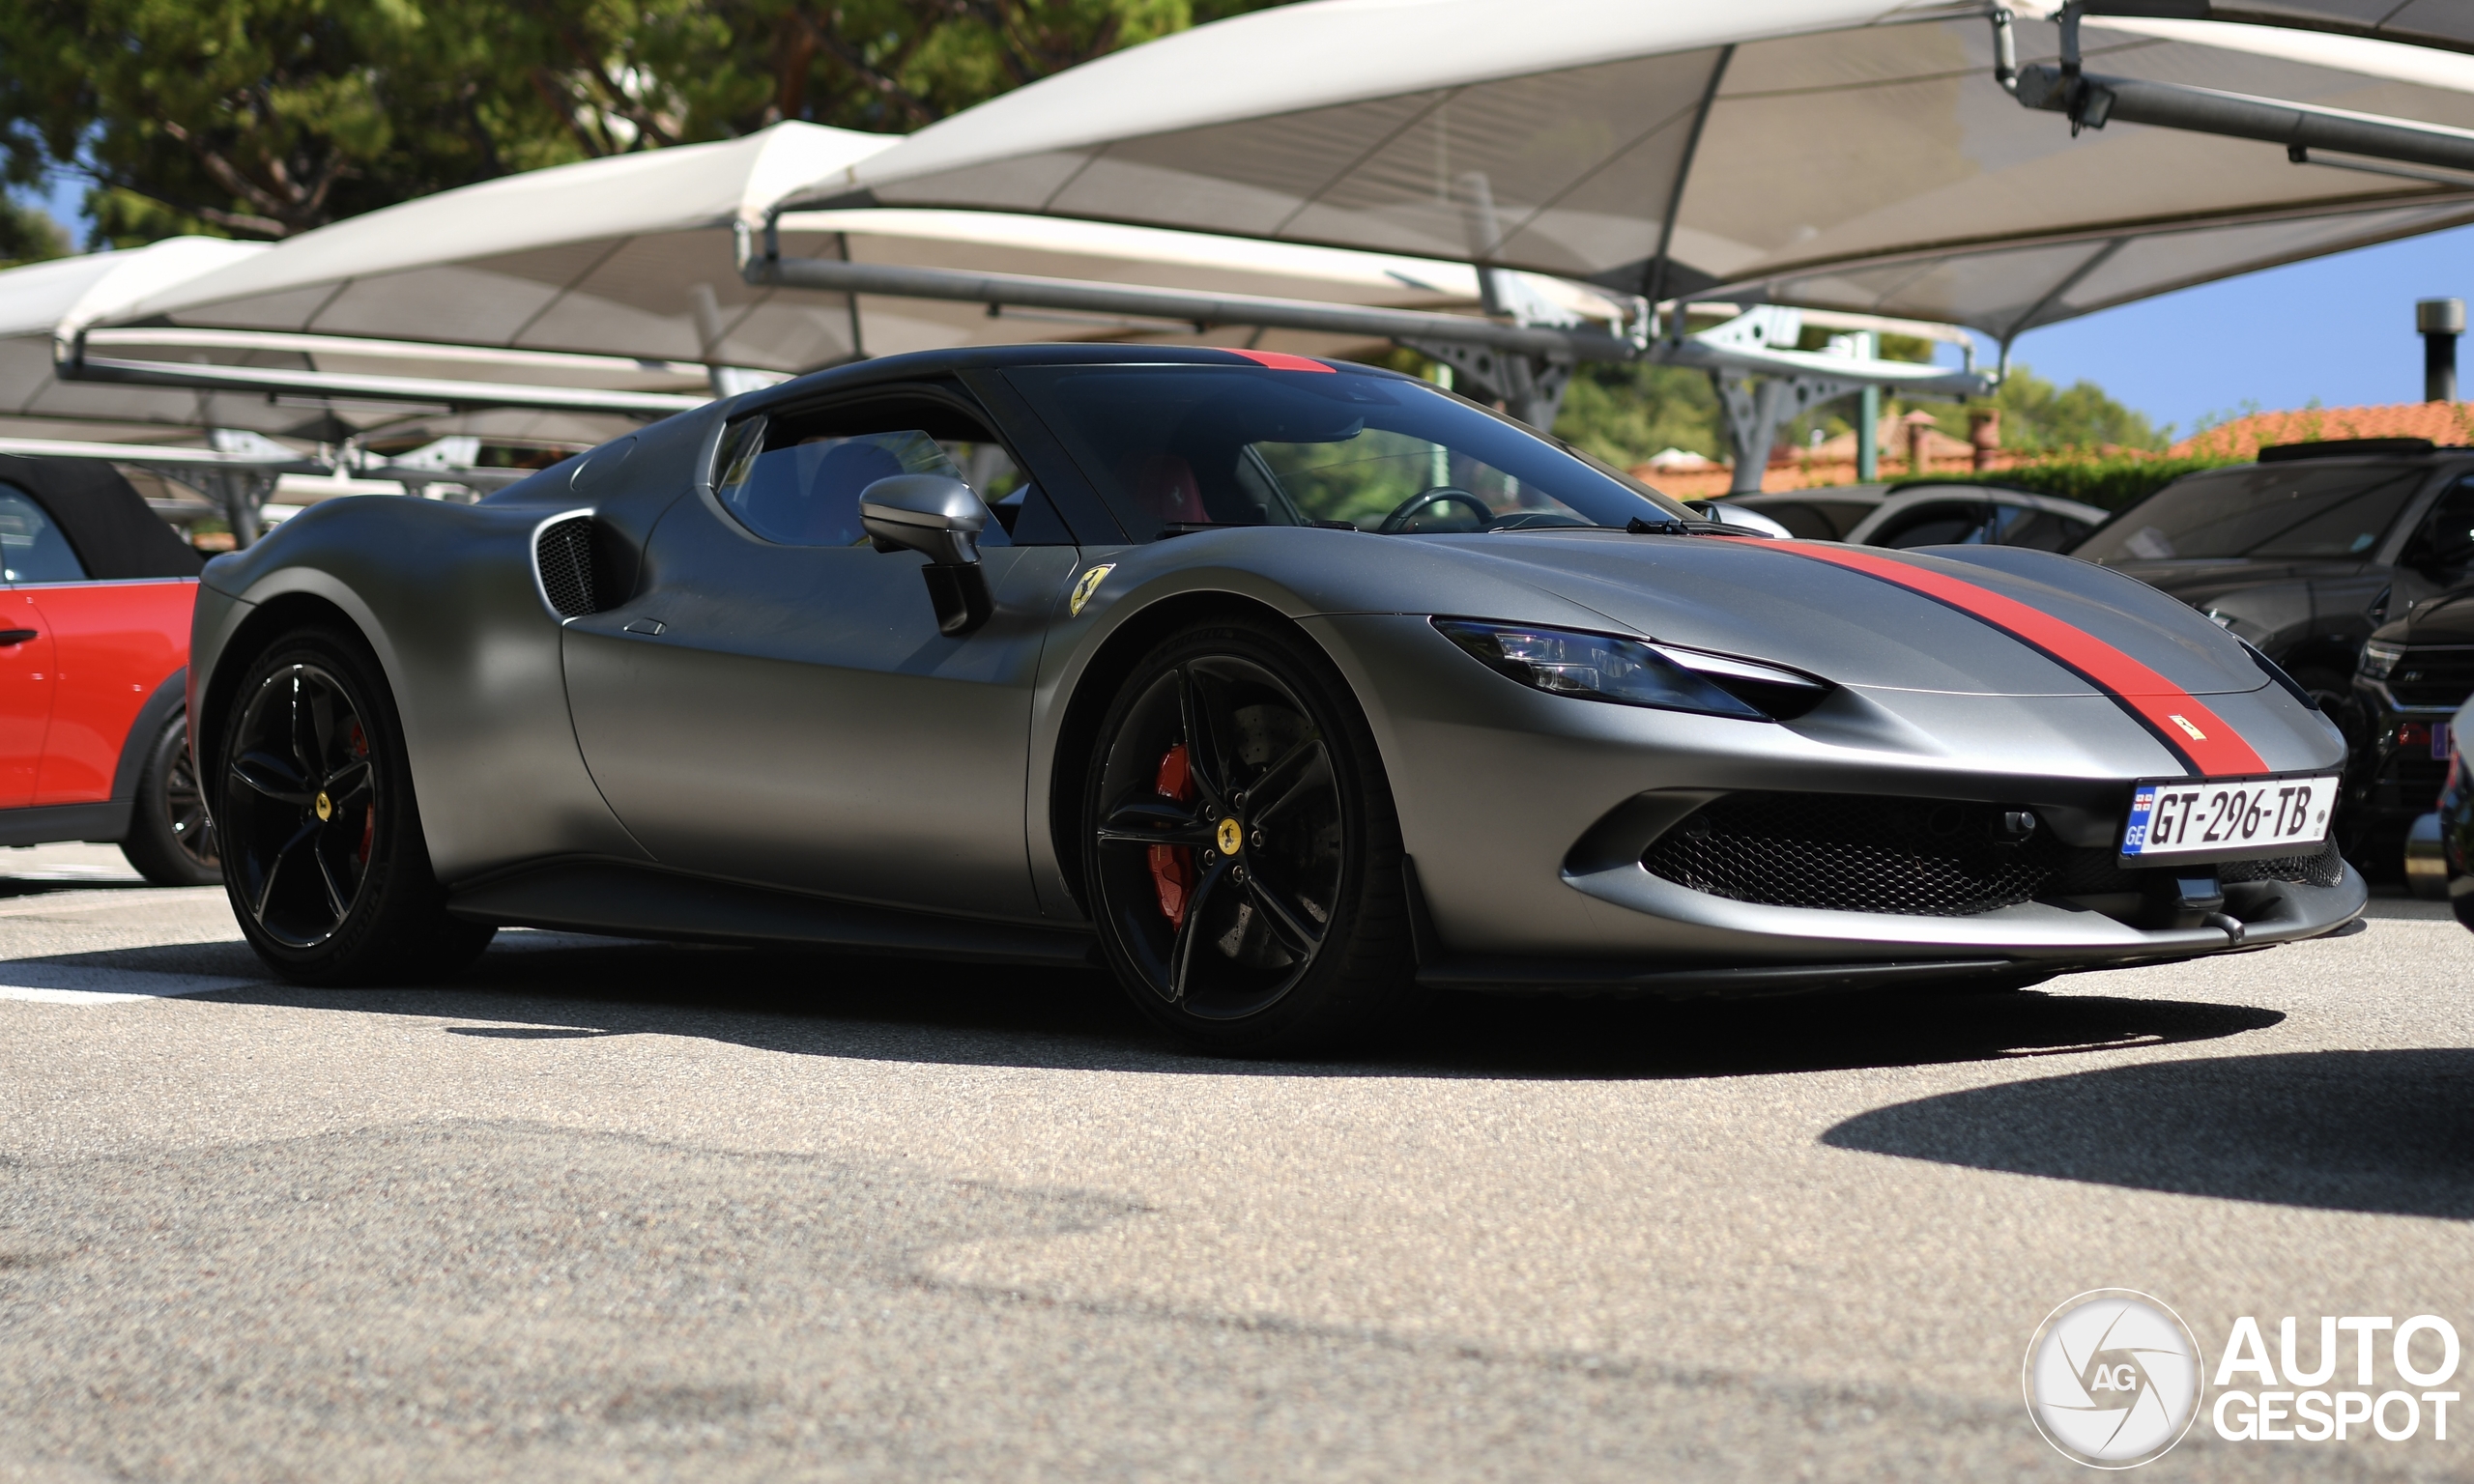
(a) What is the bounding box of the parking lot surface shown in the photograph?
[1,842,2467,1482]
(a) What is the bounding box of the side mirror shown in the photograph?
[858,473,993,636]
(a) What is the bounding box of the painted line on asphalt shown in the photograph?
[0,964,259,1005]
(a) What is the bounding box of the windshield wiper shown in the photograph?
[1625,516,1740,536]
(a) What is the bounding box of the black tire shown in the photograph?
[214,624,494,984]
[1080,617,1416,1055]
[2288,666,2350,721]
[119,712,220,887]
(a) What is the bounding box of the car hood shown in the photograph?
[2088,556,2366,609]
[1198,529,2271,699]
[2375,587,2474,646]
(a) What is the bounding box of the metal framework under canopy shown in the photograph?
[52,345,711,418]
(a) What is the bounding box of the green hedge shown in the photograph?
[1889,454,2242,514]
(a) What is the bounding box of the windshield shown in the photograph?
[1005,363,1691,538]
[2074,463,2427,564]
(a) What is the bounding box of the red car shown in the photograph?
[0,455,215,885]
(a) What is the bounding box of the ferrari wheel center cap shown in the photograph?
[314,791,332,821]
[1216,817,1243,855]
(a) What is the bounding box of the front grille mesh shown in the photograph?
[1643,794,2061,917]
[2388,648,2474,708]
[1642,793,2349,916]
[535,516,597,618]
[2221,843,2347,890]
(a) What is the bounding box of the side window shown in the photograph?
[712,393,1064,547]
[1988,506,2092,553]
[2405,477,2474,585]
[1875,501,1992,549]
[0,486,85,583]
[1730,501,1837,541]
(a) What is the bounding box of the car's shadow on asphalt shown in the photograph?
[1824,1050,2474,1217]
[48,931,2283,1081]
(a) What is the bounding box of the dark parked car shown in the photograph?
[1718,482,2105,550]
[2071,438,2474,715]
[2350,590,2474,872]
[2423,695,2474,925]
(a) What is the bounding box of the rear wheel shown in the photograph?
[120,712,219,887]
[216,626,493,983]
[1081,618,1416,1055]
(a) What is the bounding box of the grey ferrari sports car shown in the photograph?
[187,345,2364,1053]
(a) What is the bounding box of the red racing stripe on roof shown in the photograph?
[1750,540,2268,778]
[1224,349,1334,373]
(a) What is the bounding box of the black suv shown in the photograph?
[2072,438,2474,713]
[2348,591,2474,871]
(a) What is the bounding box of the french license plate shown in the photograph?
[2120,775,2338,860]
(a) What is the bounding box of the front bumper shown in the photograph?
[1314,614,2365,979]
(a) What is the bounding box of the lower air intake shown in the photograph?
[535,515,598,618]
[1643,793,2350,917]
[1644,793,2060,917]
[2220,843,2347,890]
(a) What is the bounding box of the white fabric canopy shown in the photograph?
[0,239,688,445]
[85,122,1585,374]
[798,0,2474,342]
[0,240,272,435]
[2207,1,2474,54]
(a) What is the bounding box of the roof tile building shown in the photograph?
[2172,402,2474,459]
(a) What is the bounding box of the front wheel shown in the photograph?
[1081,618,1416,1055]
[215,625,494,983]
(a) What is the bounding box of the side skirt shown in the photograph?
[0,801,132,848]
[447,857,1100,967]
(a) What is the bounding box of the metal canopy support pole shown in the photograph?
[1713,367,1860,497]
[1397,336,1573,431]
[1857,330,1881,483]
[2000,3,2474,172]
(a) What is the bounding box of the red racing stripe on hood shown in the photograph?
[1746,540,2267,778]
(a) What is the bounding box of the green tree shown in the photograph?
[0,0,1288,245]
[0,196,69,267]
[1553,363,1724,469]
[1975,363,2162,453]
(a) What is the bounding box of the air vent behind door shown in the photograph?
[534,512,601,618]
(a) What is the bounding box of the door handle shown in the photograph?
[0,629,38,645]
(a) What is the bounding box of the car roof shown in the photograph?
[734,342,1423,415]
[1720,487,1889,510]
[1839,485,2106,546]
[0,454,204,580]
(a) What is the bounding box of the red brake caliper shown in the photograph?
[349,720,373,865]
[1148,743,1197,928]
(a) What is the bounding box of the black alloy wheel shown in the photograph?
[216,627,494,982]
[223,660,377,947]
[118,713,220,887]
[1083,619,1415,1054]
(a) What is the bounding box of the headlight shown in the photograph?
[1433,619,1827,720]
[2360,642,2404,681]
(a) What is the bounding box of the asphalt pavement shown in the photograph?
[2,842,2469,1482]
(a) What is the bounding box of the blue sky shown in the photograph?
[25,168,2474,437]
[1947,225,2474,440]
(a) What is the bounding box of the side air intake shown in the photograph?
[534,514,600,618]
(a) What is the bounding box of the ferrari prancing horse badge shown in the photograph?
[1070,563,1116,616]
